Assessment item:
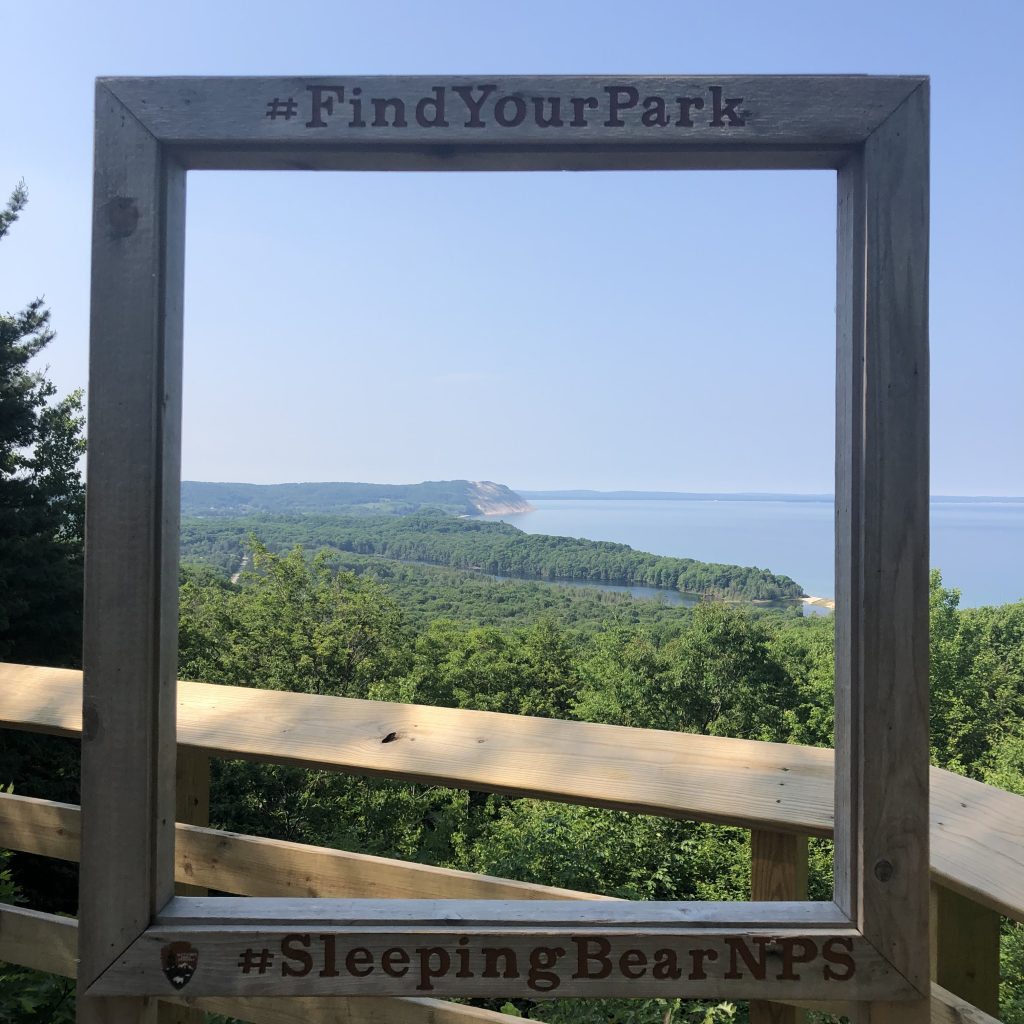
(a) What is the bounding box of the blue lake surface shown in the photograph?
[491,498,1024,608]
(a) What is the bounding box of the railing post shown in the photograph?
[749,830,809,1024]
[157,746,210,1024]
[173,744,211,896]
[930,882,1000,1017]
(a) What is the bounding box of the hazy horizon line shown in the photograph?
[181,479,1024,502]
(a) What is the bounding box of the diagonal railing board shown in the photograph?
[0,792,609,902]
[1,662,1021,922]
[0,903,998,1023]
[190,996,547,1024]
[0,904,79,978]
[0,904,536,1024]
[785,992,1000,1024]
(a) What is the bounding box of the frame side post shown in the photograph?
[834,148,866,922]
[856,81,931,1002]
[78,83,186,1021]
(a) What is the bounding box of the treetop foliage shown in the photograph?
[180,510,805,602]
[0,182,85,666]
[0,177,1021,1021]
[173,542,1024,1023]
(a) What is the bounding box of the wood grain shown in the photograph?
[100,76,924,174]
[0,904,541,1024]
[96,921,899,1001]
[0,904,996,1023]
[834,145,865,924]
[856,80,931,1002]
[166,756,208,1024]
[930,884,1000,1017]
[784,983,1000,1023]
[0,903,78,977]
[0,791,610,901]
[154,895,847,928]
[750,830,809,1024]
[78,80,186,1024]
[1,663,1021,922]
[189,995,532,1024]
[174,748,210,898]
[926,982,1004,1024]
[751,830,808,905]
[71,72,939,1016]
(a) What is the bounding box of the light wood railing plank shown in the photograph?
[0,792,607,902]
[1,663,1021,924]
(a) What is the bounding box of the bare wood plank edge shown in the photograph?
[172,144,856,173]
[92,924,906,1001]
[0,791,611,901]
[833,142,865,924]
[1,664,1022,921]
[856,78,931,997]
[156,896,848,929]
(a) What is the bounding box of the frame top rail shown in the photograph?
[100,75,925,171]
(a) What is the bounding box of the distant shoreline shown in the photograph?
[519,490,1024,504]
[802,595,836,611]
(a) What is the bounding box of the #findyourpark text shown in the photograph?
[269,83,747,131]
[254,933,856,993]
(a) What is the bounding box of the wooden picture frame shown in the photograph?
[80,75,930,1022]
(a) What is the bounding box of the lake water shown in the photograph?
[491,573,696,607]
[491,498,1024,609]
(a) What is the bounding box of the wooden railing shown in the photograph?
[0,662,1019,1023]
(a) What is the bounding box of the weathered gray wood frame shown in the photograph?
[81,75,929,1022]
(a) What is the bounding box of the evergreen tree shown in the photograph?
[0,182,85,667]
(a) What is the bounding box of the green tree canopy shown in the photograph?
[0,182,85,667]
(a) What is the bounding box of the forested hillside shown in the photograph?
[174,548,1024,1024]
[180,511,805,602]
[8,181,1020,1024]
[181,479,532,517]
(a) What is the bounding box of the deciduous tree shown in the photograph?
[0,182,85,667]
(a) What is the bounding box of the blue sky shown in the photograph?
[2,0,1021,493]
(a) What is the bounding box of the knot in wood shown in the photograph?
[106,196,139,238]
